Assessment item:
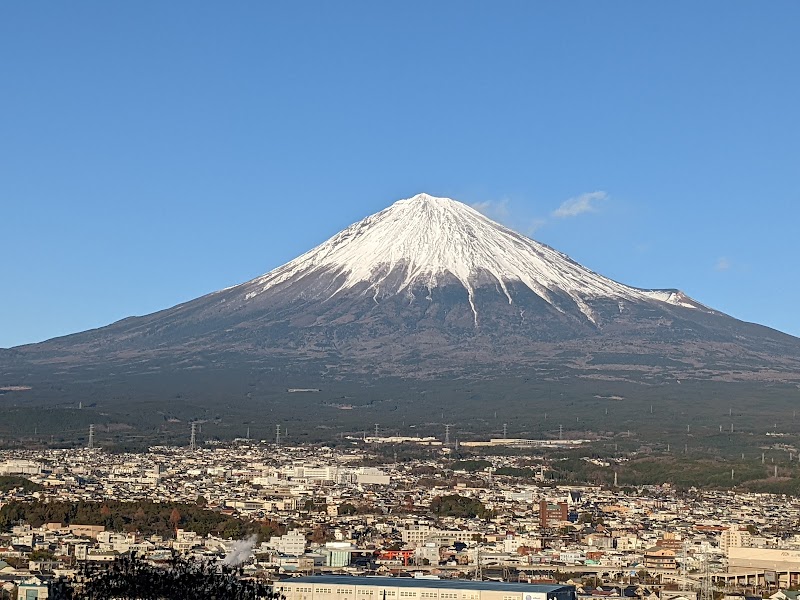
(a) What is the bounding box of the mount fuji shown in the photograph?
[2,193,800,440]
[240,193,704,326]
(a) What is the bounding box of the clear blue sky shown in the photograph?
[2,2,799,348]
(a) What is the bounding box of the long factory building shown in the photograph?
[276,576,577,600]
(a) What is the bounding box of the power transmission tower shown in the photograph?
[190,422,197,451]
[701,554,712,600]
[275,424,281,446]
[679,541,687,591]
[503,423,508,439]
[444,424,451,446]
[88,424,95,450]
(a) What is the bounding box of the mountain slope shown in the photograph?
[3,193,800,389]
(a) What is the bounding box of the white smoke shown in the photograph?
[223,534,258,566]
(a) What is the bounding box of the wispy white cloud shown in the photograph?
[471,199,509,222]
[715,257,731,271]
[552,191,608,218]
[472,199,548,238]
[526,218,547,236]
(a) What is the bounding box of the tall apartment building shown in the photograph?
[539,500,568,528]
[643,547,677,570]
[720,526,751,554]
[269,530,308,556]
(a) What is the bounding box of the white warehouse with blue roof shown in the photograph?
[276,576,577,600]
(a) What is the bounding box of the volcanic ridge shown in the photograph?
[3,193,800,394]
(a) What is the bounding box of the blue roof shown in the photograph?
[287,576,574,593]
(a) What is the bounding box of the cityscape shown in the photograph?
[3,2,800,599]
[3,432,800,598]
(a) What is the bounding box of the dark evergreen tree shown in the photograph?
[50,552,280,600]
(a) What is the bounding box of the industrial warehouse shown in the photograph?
[276,576,577,600]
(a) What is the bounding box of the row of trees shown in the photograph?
[0,475,43,493]
[0,500,284,541]
[430,494,491,519]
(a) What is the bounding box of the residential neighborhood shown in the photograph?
[2,441,800,599]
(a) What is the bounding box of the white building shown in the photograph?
[277,576,576,600]
[354,467,391,485]
[402,525,433,545]
[270,530,307,556]
[401,525,475,546]
[0,459,42,476]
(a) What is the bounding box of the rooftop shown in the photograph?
[285,576,575,594]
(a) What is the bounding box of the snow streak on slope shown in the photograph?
[242,193,700,325]
[640,290,709,310]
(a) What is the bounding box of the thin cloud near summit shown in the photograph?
[472,191,608,236]
[552,191,608,218]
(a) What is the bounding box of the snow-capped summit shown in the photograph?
[238,192,703,325]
